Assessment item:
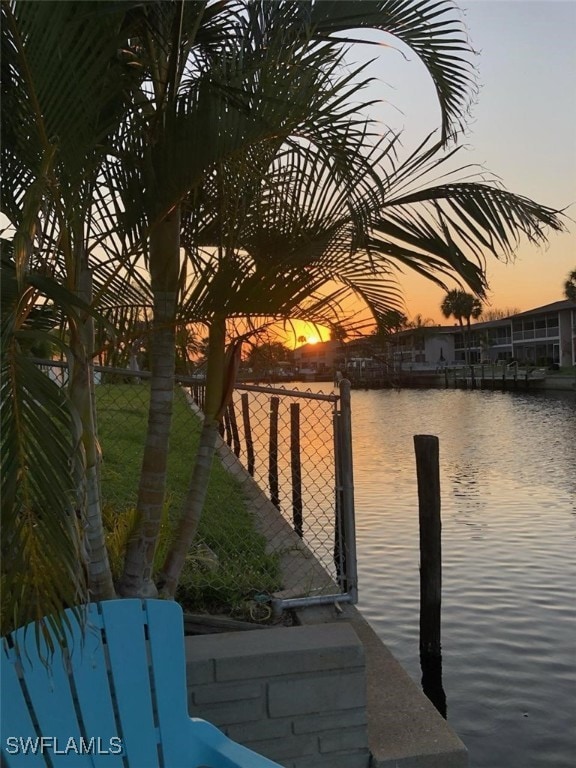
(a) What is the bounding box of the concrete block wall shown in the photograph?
[185,623,370,768]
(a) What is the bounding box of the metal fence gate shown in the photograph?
[203,380,358,612]
[33,360,358,614]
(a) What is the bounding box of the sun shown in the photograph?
[307,335,320,345]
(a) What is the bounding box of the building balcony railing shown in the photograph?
[513,330,558,342]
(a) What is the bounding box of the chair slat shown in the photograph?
[144,602,281,768]
[2,626,93,768]
[1,643,45,767]
[98,600,160,767]
[65,605,124,768]
[144,601,191,764]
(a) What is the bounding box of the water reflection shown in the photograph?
[345,386,576,768]
[420,650,447,719]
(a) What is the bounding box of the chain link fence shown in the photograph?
[198,381,357,612]
[35,361,358,615]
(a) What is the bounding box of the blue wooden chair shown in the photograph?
[1,599,282,767]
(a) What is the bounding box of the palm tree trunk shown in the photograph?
[119,208,180,597]
[158,317,227,598]
[69,261,116,600]
[458,318,468,365]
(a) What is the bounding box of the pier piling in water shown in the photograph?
[414,434,446,717]
[413,434,442,656]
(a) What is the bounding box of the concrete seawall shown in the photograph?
[186,623,370,767]
[187,412,469,767]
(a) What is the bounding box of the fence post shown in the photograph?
[240,393,255,476]
[227,400,241,457]
[338,379,357,603]
[223,406,232,447]
[268,396,280,509]
[290,403,303,538]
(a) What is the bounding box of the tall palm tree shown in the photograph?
[157,137,397,596]
[440,289,483,363]
[115,0,399,597]
[127,0,566,592]
[117,0,492,597]
[0,0,149,631]
[564,269,576,302]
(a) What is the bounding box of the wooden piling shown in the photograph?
[420,650,447,719]
[290,403,303,538]
[240,393,255,476]
[268,396,280,509]
[413,434,442,656]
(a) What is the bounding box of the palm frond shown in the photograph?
[1,322,87,637]
[308,0,477,143]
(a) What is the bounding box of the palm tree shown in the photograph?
[330,324,349,343]
[0,0,147,631]
[115,0,401,597]
[158,140,396,597]
[440,289,483,363]
[158,121,566,595]
[564,269,576,302]
[118,0,493,598]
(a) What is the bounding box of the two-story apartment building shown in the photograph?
[391,300,576,368]
[458,300,575,366]
[292,300,575,373]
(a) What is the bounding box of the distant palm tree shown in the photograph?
[440,290,483,364]
[330,324,349,343]
[564,269,576,302]
[482,307,521,321]
[406,314,436,357]
[408,314,435,330]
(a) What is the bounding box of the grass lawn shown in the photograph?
[96,383,280,615]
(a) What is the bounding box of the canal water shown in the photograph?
[348,388,576,767]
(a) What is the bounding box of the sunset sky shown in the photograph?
[344,0,576,326]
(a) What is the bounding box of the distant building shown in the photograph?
[292,301,575,375]
[391,300,576,367]
[293,340,342,372]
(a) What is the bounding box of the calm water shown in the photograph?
[348,388,576,767]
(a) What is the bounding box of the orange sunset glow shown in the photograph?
[348,0,575,325]
[271,321,331,349]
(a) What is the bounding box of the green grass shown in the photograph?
[96,383,280,614]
